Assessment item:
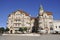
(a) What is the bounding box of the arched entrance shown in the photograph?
[44,27,49,33]
[10,30,13,34]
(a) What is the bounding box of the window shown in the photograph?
[39,27,43,30]
[39,22,42,24]
[49,22,53,27]
[50,27,53,30]
[14,27,19,30]
[16,14,20,15]
[15,19,21,22]
[15,24,17,26]
[26,22,30,24]
[49,15,52,19]
[50,25,53,27]
[18,24,20,26]
[56,26,57,28]
[11,20,13,24]
[59,26,60,28]
[45,16,46,18]
[16,14,22,17]
[14,23,20,26]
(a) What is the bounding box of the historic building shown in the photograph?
[7,10,34,33]
[53,20,60,33]
[7,5,60,34]
[38,5,54,33]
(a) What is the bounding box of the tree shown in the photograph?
[24,27,27,31]
[19,27,27,33]
[19,27,23,32]
[32,18,39,33]
[0,27,5,33]
[5,27,9,32]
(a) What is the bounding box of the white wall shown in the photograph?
[53,20,60,31]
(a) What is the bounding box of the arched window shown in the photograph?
[50,27,53,30]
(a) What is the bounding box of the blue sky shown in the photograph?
[0,0,60,28]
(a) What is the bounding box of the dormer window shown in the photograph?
[49,15,52,19]
[43,13,47,18]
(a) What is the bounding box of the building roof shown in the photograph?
[39,11,52,16]
[8,14,11,17]
[17,10,29,16]
[46,11,52,15]
[8,10,29,17]
[31,17,36,20]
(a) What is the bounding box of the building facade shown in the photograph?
[7,10,33,33]
[53,20,60,33]
[38,5,54,33]
[7,5,60,34]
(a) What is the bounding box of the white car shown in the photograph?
[50,30,56,33]
[50,30,60,34]
[38,30,47,34]
[54,30,60,33]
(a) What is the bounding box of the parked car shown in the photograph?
[15,31,22,34]
[50,30,56,33]
[38,30,47,34]
[55,30,60,33]
[50,30,60,34]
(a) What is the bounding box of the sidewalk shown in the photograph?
[2,33,40,36]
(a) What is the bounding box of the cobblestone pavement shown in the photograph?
[0,34,60,40]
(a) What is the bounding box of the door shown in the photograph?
[10,30,13,34]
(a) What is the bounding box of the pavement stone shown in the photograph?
[0,34,60,40]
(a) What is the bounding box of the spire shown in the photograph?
[39,5,44,15]
[40,5,43,10]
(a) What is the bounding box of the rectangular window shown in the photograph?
[15,19,21,22]
[15,24,17,26]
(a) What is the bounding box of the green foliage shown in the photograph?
[24,27,27,31]
[19,27,24,32]
[0,27,5,33]
[5,27,9,32]
[19,27,27,32]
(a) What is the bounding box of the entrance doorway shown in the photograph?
[10,30,13,34]
[44,27,49,33]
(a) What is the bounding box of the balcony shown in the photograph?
[13,21,22,23]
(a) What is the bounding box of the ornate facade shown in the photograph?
[7,10,34,33]
[38,5,54,33]
[7,5,60,34]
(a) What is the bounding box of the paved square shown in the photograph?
[0,34,60,40]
